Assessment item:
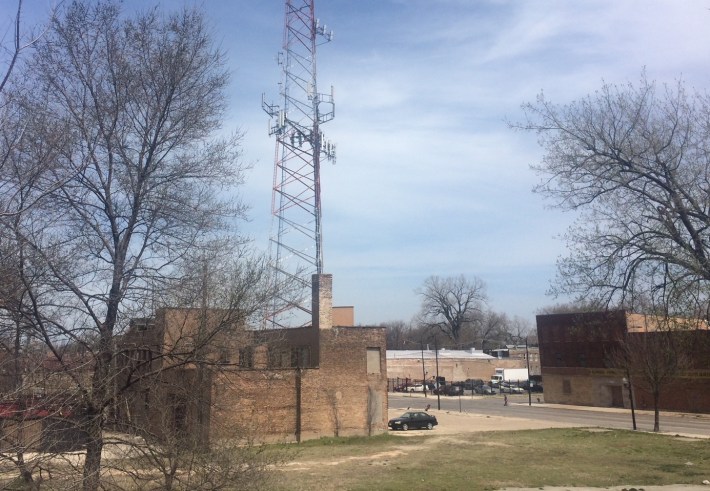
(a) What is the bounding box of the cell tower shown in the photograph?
[262,0,335,327]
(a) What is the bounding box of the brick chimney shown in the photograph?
[312,274,333,330]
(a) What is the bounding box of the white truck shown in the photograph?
[490,368,529,387]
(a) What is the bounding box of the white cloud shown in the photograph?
[143,0,710,325]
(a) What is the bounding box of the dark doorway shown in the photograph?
[610,385,624,407]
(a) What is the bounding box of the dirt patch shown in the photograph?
[282,449,408,471]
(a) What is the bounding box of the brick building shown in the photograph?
[537,311,710,413]
[116,274,388,443]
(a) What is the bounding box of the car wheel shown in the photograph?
[402,423,408,431]
[426,422,433,430]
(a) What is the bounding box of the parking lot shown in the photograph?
[389,394,576,435]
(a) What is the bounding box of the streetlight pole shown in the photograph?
[622,331,637,430]
[434,337,441,410]
[420,341,427,398]
[525,337,532,406]
[623,372,637,430]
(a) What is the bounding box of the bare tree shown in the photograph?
[0,2,247,489]
[0,1,58,221]
[0,0,29,95]
[382,320,410,349]
[102,245,286,491]
[608,319,691,432]
[416,275,487,344]
[515,73,710,317]
[506,315,533,346]
[474,310,508,351]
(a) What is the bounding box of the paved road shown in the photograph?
[389,392,710,437]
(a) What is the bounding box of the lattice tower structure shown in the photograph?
[262,0,335,327]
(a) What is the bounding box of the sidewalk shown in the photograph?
[391,391,710,420]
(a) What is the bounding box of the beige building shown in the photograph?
[386,349,531,385]
[116,274,389,443]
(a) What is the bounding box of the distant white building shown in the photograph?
[386,348,527,384]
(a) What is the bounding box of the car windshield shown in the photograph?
[400,412,414,418]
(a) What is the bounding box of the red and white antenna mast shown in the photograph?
[263,0,335,327]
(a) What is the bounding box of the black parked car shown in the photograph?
[387,411,438,431]
[434,385,464,396]
[463,379,484,390]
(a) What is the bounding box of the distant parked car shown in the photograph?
[388,411,438,431]
[530,384,544,393]
[446,384,464,396]
[434,385,464,396]
[408,384,425,392]
[474,384,496,395]
[499,383,525,394]
[464,379,484,390]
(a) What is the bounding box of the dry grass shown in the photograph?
[269,428,710,491]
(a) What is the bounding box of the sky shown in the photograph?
[7,0,710,328]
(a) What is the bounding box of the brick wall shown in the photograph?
[312,274,333,330]
[540,368,623,407]
[537,312,710,413]
[209,326,388,442]
[119,274,389,443]
[311,327,387,438]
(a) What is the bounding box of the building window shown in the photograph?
[238,347,253,368]
[563,379,572,394]
[268,347,290,368]
[291,346,310,368]
[578,353,587,367]
[218,348,230,365]
[555,352,563,366]
[366,347,381,374]
[168,394,187,435]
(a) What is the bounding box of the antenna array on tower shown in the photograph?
[262,0,336,327]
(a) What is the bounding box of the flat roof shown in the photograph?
[386,349,495,360]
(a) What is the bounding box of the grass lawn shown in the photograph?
[269,428,710,491]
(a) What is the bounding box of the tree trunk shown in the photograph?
[653,390,660,432]
[18,453,38,490]
[82,413,103,491]
[83,336,112,491]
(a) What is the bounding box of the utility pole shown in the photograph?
[624,370,637,430]
[525,337,532,406]
[434,337,441,410]
[420,342,427,397]
[263,1,336,327]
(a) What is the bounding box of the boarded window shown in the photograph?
[366,348,381,374]
[238,347,253,368]
[218,348,230,365]
[168,394,187,435]
[268,347,290,368]
[562,379,572,394]
[291,346,310,368]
